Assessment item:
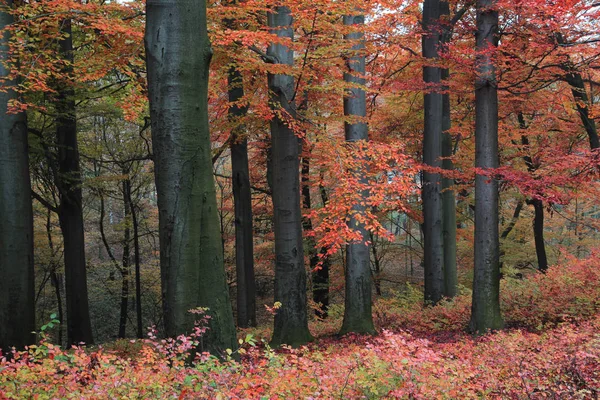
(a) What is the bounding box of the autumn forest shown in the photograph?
[1,0,600,397]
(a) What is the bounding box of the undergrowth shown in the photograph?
[1,252,599,399]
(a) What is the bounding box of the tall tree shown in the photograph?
[422,0,444,305]
[228,65,257,328]
[55,18,94,346]
[267,5,313,347]
[440,0,457,298]
[145,0,236,353]
[340,10,375,335]
[470,0,503,333]
[0,0,36,351]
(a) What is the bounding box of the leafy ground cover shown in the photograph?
[1,253,599,399]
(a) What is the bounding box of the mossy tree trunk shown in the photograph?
[0,0,36,351]
[440,0,457,298]
[422,0,445,305]
[55,18,94,346]
[145,0,237,354]
[267,6,313,347]
[228,65,257,328]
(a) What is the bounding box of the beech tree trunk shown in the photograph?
[440,0,458,298]
[145,0,236,353]
[470,0,503,334]
[228,65,257,328]
[422,0,445,305]
[340,12,375,335]
[267,6,313,347]
[56,19,94,346]
[0,0,36,351]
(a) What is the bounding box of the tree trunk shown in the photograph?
[127,183,143,338]
[518,115,549,273]
[469,0,503,334]
[119,178,131,339]
[440,0,457,298]
[0,0,36,351]
[145,0,236,353]
[267,6,313,347]
[228,65,257,328]
[56,18,94,346]
[422,0,445,305]
[369,232,382,296]
[340,12,375,335]
[301,155,330,318]
[528,198,548,272]
[47,211,64,345]
[555,34,599,150]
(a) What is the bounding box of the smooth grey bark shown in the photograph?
[55,18,94,346]
[267,6,313,347]
[340,12,375,335]
[145,0,236,353]
[440,0,457,298]
[228,65,256,328]
[0,0,36,351]
[470,0,503,334]
[422,0,445,305]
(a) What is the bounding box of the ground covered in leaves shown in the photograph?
[1,254,600,399]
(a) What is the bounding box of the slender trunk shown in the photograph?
[49,272,64,345]
[470,0,503,334]
[518,114,549,273]
[127,185,143,338]
[145,0,236,353]
[301,156,330,318]
[529,198,548,272]
[440,0,457,298]
[316,171,331,317]
[422,0,445,305]
[228,65,256,328]
[340,12,375,335]
[98,191,127,337]
[47,212,64,345]
[555,34,599,150]
[0,0,35,352]
[119,178,131,339]
[369,232,382,296]
[267,6,312,347]
[55,19,94,346]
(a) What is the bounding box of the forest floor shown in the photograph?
[1,254,600,399]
